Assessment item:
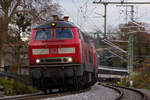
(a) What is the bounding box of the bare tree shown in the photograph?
[0,0,62,71]
[0,0,21,70]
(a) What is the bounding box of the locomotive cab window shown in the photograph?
[55,28,73,39]
[34,30,52,40]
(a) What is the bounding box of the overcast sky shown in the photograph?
[54,0,150,32]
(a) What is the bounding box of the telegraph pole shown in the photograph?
[128,6,134,80]
[128,27,134,78]
[104,3,107,39]
[131,5,134,21]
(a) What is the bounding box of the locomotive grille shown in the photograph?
[45,59,61,63]
[38,57,72,64]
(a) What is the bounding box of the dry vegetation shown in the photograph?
[0,78,39,96]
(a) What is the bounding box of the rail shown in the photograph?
[99,82,123,100]
[0,87,90,100]
[100,82,147,100]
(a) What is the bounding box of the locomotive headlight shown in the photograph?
[36,59,40,64]
[67,57,73,62]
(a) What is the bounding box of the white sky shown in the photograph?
[54,0,150,32]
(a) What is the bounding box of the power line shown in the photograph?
[135,10,150,21]
[93,1,150,39]
[93,1,150,5]
[55,0,82,28]
[116,5,135,23]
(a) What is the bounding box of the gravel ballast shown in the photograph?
[42,84,119,100]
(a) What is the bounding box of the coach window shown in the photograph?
[34,30,52,40]
[55,28,73,39]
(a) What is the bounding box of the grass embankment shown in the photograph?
[0,78,39,96]
[119,64,150,90]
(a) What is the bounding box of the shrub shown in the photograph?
[0,78,39,96]
[120,63,150,90]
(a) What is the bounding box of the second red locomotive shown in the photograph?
[29,16,97,92]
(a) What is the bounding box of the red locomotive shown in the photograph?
[29,16,98,92]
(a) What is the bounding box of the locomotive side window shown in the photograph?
[78,29,84,40]
[82,34,90,44]
[55,28,73,39]
[34,30,52,40]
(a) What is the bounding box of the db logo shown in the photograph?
[49,48,58,54]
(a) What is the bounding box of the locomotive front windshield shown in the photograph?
[34,30,52,40]
[55,28,73,39]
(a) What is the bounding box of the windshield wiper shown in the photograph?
[58,28,64,34]
[45,31,49,42]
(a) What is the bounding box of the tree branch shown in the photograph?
[8,0,21,22]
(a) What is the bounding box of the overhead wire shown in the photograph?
[76,0,87,29]
[55,0,82,27]
[71,0,80,26]
[71,0,92,31]
[134,10,150,21]
[55,0,103,32]
[79,0,103,32]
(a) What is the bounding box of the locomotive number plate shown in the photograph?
[58,48,75,54]
[32,49,49,55]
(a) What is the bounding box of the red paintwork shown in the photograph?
[29,25,97,68]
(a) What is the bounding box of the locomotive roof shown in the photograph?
[35,20,76,29]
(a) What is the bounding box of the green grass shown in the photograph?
[0,78,39,96]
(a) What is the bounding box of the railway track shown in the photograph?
[99,82,147,100]
[0,87,90,100]
[0,82,148,100]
